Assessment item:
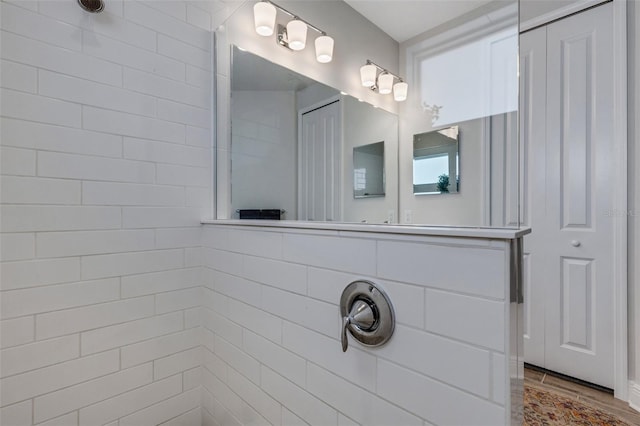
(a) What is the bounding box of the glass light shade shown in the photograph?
[360,64,377,87]
[378,73,394,94]
[253,2,276,36]
[286,20,307,51]
[315,35,334,63]
[393,81,408,101]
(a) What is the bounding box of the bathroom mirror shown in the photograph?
[413,126,459,195]
[215,0,518,227]
[229,45,399,223]
[229,46,333,220]
[354,141,385,198]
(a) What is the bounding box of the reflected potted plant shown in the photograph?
[437,174,450,193]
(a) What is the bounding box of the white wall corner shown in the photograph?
[628,381,640,412]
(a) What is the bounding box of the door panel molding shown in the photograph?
[559,33,595,230]
[560,257,595,352]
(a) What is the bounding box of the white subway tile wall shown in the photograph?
[201,225,512,426]
[0,0,215,424]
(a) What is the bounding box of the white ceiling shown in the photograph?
[343,0,493,43]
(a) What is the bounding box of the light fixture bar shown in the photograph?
[365,59,404,83]
[361,59,408,102]
[261,0,327,35]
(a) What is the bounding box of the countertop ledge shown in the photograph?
[201,220,532,240]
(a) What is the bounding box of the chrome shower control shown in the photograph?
[340,280,395,352]
[341,299,376,351]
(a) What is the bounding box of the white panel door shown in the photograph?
[523,3,615,388]
[299,101,342,221]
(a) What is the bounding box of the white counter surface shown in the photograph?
[202,219,531,240]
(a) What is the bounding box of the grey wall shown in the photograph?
[342,96,399,223]
[218,0,399,112]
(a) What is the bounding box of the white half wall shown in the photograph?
[201,224,521,425]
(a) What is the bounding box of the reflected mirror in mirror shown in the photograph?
[413,126,459,195]
[353,142,385,198]
[230,46,398,224]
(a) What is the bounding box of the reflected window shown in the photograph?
[353,141,385,198]
[354,168,367,191]
[413,154,449,193]
[413,126,459,195]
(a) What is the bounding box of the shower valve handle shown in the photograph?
[341,299,375,352]
[341,316,351,352]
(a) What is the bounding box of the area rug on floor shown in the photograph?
[524,383,631,425]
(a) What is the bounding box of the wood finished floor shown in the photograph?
[525,367,640,425]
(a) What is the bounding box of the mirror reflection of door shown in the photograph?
[413,126,459,194]
[298,100,342,222]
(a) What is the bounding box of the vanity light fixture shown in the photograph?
[253,0,334,63]
[393,81,409,102]
[253,1,277,36]
[286,19,307,50]
[359,63,377,87]
[315,35,334,63]
[377,73,394,95]
[360,60,408,102]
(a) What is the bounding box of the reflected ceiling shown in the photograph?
[232,48,319,91]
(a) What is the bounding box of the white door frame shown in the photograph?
[610,0,628,402]
[522,0,627,401]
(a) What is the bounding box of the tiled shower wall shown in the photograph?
[0,1,215,424]
[230,90,297,219]
[201,225,513,426]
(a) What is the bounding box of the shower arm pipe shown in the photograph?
[261,0,328,35]
[365,59,404,83]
